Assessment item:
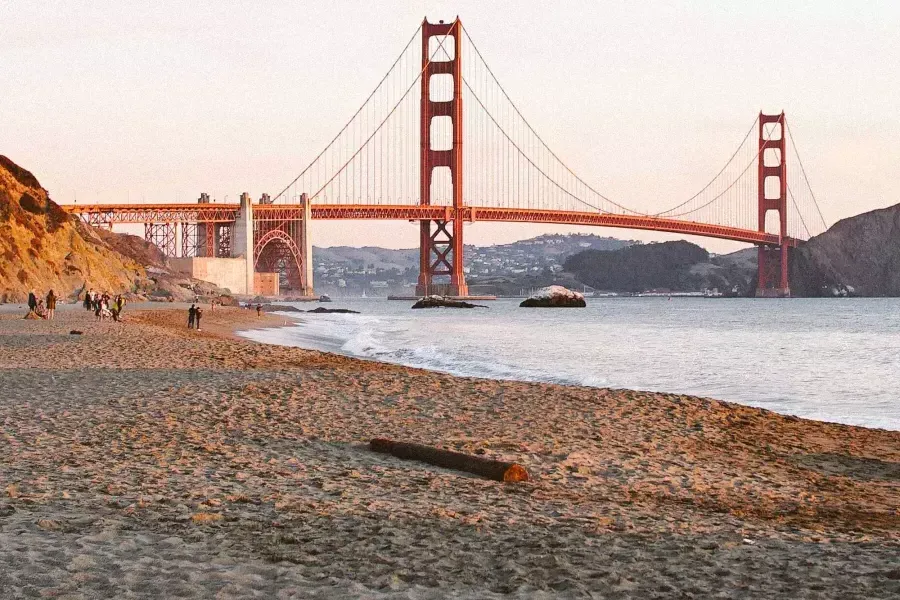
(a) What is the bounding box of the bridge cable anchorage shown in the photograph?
[785,118,828,232]
[461,27,644,216]
[651,116,760,216]
[305,21,459,202]
[271,24,421,203]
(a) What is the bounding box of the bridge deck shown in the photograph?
[62,203,794,247]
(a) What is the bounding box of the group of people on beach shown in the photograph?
[26,289,57,320]
[83,289,127,322]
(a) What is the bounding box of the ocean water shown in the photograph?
[240,297,900,431]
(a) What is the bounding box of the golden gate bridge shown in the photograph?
[62,18,827,298]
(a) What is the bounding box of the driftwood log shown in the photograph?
[370,438,529,482]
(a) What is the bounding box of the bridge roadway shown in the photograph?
[62,203,797,247]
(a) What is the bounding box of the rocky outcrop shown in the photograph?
[0,156,240,303]
[411,295,486,309]
[789,204,900,297]
[519,285,586,307]
[0,155,147,302]
[257,304,305,313]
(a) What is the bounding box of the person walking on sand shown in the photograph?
[45,289,56,320]
[188,304,196,329]
[256,304,262,318]
[195,306,203,331]
[28,290,38,313]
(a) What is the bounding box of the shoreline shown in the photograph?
[238,308,900,434]
[1,306,898,598]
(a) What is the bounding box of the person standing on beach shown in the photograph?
[84,290,92,311]
[188,304,196,329]
[28,290,37,313]
[194,306,203,331]
[256,304,262,318]
[45,290,56,320]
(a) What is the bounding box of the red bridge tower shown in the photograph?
[756,112,790,297]
[417,18,469,297]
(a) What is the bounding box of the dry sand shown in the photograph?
[0,306,898,598]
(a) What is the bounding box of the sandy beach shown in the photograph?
[0,306,898,599]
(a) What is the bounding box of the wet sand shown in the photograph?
[0,306,898,598]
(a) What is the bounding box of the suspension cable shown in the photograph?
[271,25,421,202]
[662,125,777,219]
[462,28,644,215]
[308,22,459,201]
[653,116,759,216]
[462,77,620,214]
[785,118,828,231]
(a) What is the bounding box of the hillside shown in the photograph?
[563,241,710,293]
[0,156,146,302]
[790,203,900,296]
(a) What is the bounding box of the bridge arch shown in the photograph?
[253,229,304,292]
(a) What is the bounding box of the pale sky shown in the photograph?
[2,1,898,253]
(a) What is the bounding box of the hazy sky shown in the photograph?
[2,1,898,253]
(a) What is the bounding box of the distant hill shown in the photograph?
[313,234,636,275]
[564,241,710,293]
[312,245,418,272]
[790,203,900,296]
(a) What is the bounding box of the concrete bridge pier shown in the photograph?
[233,192,255,296]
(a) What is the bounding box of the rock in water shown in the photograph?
[411,295,485,309]
[307,307,360,314]
[258,304,304,313]
[519,285,586,308]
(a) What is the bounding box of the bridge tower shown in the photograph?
[756,112,790,297]
[417,18,469,297]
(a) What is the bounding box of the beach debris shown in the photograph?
[37,518,61,530]
[370,438,529,482]
[519,285,586,308]
[191,512,223,524]
[69,330,84,335]
[411,295,487,309]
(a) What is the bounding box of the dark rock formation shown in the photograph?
[564,241,709,293]
[307,307,360,314]
[258,304,304,313]
[519,286,586,307]
[411,296,486,309]
[790,204,900,297]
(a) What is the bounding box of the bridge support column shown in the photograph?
[416,18,468,298]
[756,112,790,298]
[300,193,314,296]
[233,192,255,295]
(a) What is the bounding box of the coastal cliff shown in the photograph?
[790,203,900,296]
[0,155,147,302]
[0,156,233,303]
